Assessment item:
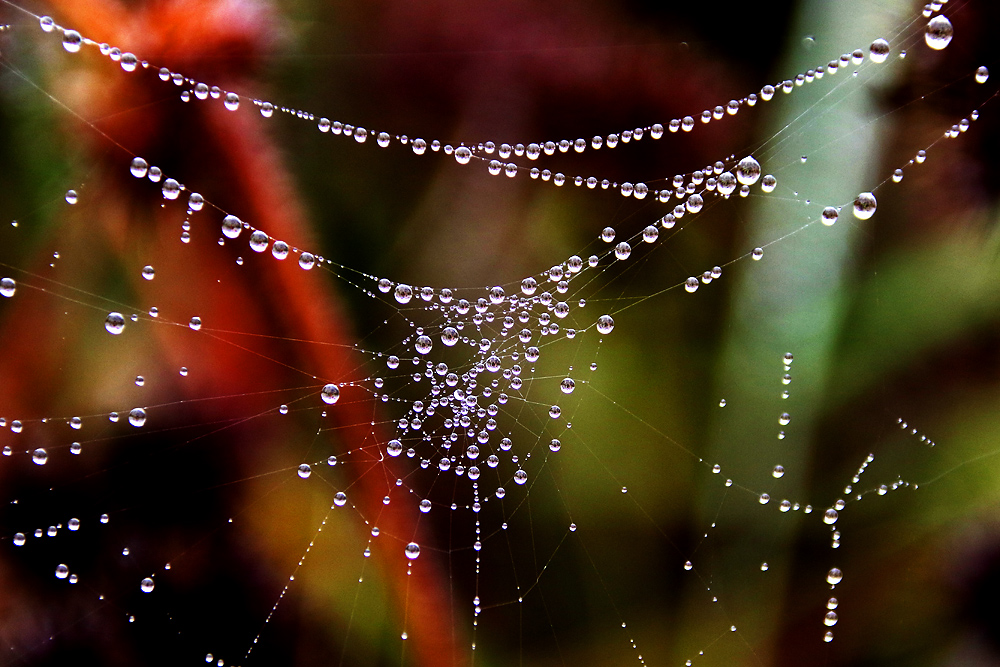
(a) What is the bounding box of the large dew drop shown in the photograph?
[736,156,761,185]
[140,577,155,593]
[321,384,341,405]
[223,92,240,111]
[869,38,890,63]
[221,215,243,239]
[826,567,843,585]
[130,157,148,178]
[105,312,125,335]
[394,284,413,304]
[32,448,48,465]
[129,408,146,427]
[62,30,82,53]
[0,277,15,298]
[404,542,421,560]
[853,192,877,220]
[924,15,953,50]
[596,314,615,335]
[414,335,433,354]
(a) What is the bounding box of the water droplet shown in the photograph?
[976,66,990,84]
[223,92,240,111]
[560,377,575,394]
[684,277,699,293]
[13,533,25,546]
[600,227,616,243]
[120,52,138,72]
[614,242,631,260]
[405,542,421,560]
[759,493,770,505]
[826,567,843,585]
[105,312,125,335]
[823,509,839,524]
[821,207,839,226]
[869,38,890,63]
[129,408,146,427]
[772,465,785,478]
[297,464,312,479]
[853,192,877,220]
[55,564,69,579]
[414,335,433,355]
[140,577,155,593]
[334,492,347,507]
[32,448,48,465]
[394,284,413,304]
[221,215,242,239]
[0,277,15,297]
[271,241,289,260]
[62,30,82,53]
[141,265,155,280]
[924,15,953,50]
[736,156,761,185]
[189,316,202,331]
[596,315,615,334]
[65,189,78,205]
[751,247,764,261]
[321,384,341,405]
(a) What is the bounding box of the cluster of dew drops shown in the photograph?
[6,3,991,642]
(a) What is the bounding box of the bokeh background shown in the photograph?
[0,0,999,665]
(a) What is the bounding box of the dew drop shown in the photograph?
[853,192,877,220]
[736,156,761,185]
[223,92,240,111]
[321,384,341,405]
[128,408,146,427]
[140,577,155,593]
[821,207,839,226]
[924,15,953,50]
[976,66,990,84]
[130,157,149,178]
[62,30,82,53]
[32,448,48,465]
[404,542,421,560]
[826,567,843,585]
[221,215,242,239]
[869,38,890,63]
[105,312,125,335]
[596,315,615,334]
[0,277,15,298]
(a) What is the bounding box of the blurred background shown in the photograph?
[0,0,999,665]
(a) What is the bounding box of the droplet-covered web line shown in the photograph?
[0,0,996,665]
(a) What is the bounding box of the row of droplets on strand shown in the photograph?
[4,3,987,445]
[35,9,946,205]
[1,101,984,446]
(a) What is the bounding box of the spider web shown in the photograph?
[0,1,998,666]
